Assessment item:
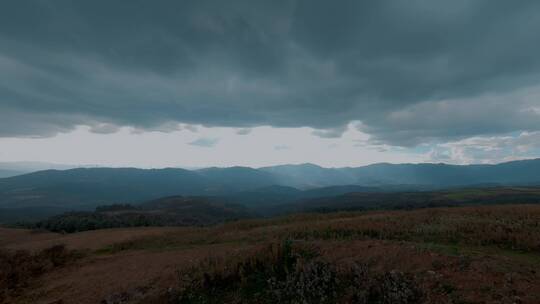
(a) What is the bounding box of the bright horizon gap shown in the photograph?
[1,124,539,168]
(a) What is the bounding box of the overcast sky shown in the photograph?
[1,0,540,168]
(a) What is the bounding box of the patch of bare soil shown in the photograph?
[14,244,250,304]
[0,227,184,252]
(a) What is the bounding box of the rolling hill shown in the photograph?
[283,186,540,214]
[0,167,278,210]
[0,169,24,178]
[29,196,251,232]
[0,159,539,221]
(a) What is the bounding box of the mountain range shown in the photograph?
[0,162,80,178]
[1,159,540,222]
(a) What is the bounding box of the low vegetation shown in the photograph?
[26,197,251,233]
[290,187,540,213]
[286,205,540,252]
[171,240,422,304]
[91,204,540,303]
[18,187,540,234]
[2,204,540,303]
[0,245,81,303]
[104,204,540,255]
[28,211,178,233]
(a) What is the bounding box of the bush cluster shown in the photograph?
[171,240,422,304]
[30,212,163,233]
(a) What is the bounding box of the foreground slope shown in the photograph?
[1,204,539,304]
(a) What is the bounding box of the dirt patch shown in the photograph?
[15,243,251,304]
[0,227,184,252]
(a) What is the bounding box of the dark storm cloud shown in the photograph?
[1,0,540,145]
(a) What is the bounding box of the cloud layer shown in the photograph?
[428,131,540,164]
[1,0,540,147]
[0,125,422,168]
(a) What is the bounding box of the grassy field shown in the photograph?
[1,204,540,303]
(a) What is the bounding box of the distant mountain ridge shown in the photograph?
[0,169,25,179]
[260,159,540,188]
[0,162,80,178]
[0,159,539,216]
[0,167,274,210]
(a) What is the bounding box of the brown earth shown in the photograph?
[0,226,183,252]
[2,204,540,304]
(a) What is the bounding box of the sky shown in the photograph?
[1,0,540,168]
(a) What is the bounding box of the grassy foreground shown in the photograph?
[1,204,540,303]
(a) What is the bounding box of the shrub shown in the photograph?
[171,240,423,304]
[267,260,338,303]
[373,271,423,304]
